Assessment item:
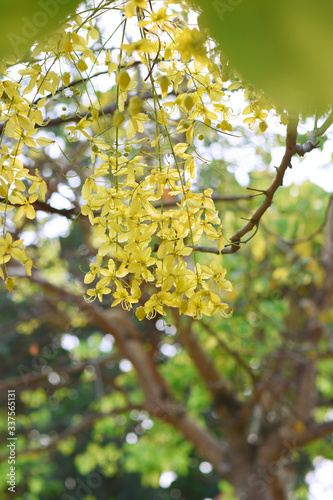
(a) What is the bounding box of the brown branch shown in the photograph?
[201,320,256,384]
[223,116,299,254]
[44,103,116,128]
[0,197,79,219]
[191,117,299,256]
[213,194,256,202]
[27,274,231,476]
[316,395,333,407]
[39,90,153,128]
[291,420,333,448]
[33,70,109,106]
[293,358,317,421]
[0,406,139,463]
[177,321,241,418]
[296,111,333,156]
[295,137,320,156]
[152,405,231,477]
[262,195,333,246]
[193,114,332,256]
[153,194,256,209]
[192,245,225,254]
[238,352,286,426]
[0,353,118,391]
[32,61,142,107]
[0,89,152,136]
[1,192,255,224]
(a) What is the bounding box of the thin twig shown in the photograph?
[153,193,256,209]
[191,117,300,255]
[201,320,256,383]
[262,195,333,246]
[295,110,333,156]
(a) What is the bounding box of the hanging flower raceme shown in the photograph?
[0,0,274,316]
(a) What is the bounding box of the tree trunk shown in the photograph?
[224,434,294,500]
[230,462,289,500]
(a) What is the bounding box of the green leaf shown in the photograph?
[0,0,81,60]
[193,0,333,113]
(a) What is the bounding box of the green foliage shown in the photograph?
[123,423,192,487]
[21,388,47,408]
[194,0,333,113]
[75,442,121,475]
[0,0,80,60]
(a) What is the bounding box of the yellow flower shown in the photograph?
[151,7,172,24]
[13,193,39,221]
[23,257,33,276]
[124,0,147,18]
[85,283,111,302]
[128,96,142,116]
[135,306,146,321]
[186,290,215,319]
[175,28,207,65]
[201,261,233,291]
[0,233,23,260]
[5,277,15,292]
[111,282,138,310]
[218,303,233,318]
[127,247,156,282]
[157,75,171,99]
[84,256,103,284]
[116,71,131,91]
[105,50,117,75]
[155,255,188,292]
[143,292,170,319]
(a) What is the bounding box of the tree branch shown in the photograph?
[26,274,231,476]
[296,111,333,156]
[0,406,139,463]
[191,117,299,255]
[153,194,256,209]
[177,320,241,418]
[291,420,333,448]
[224,116,299,253]
[0,197,79,219]
[201,320,256,384]
[194,114,332,256]
[0,353,118,391]
[261,195,333,246]
[320,194,333,303]
[40,90,153,128]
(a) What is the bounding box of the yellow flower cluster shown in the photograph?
[0,77,47,283]
[77,3,236,319]
[0,0,276,317]
[82,172,233,318]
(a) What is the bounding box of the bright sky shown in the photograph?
[307,458,333,500]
